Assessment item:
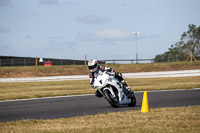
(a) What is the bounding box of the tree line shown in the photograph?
[155,24,200,62]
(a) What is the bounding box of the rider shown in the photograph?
[88,59,134,98]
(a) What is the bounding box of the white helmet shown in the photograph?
[88,59,98,72]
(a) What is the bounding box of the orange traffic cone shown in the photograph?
[141,91,149,112]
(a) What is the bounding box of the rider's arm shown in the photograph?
[104,66,122,78]
[104,66,114,73]
[104,66,115,75]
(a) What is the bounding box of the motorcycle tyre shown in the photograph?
[128,95,137,107]
[103,89,119,108]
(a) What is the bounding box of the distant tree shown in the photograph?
[155,24,200,62]
[180,24,200,56]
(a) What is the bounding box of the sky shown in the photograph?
[0,0,200,60]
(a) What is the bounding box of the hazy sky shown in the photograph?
[0,0,200,60]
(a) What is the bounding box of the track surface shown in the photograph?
[0,89,200,122]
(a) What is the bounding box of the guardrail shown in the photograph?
[99,59,155,64]
[100,57,200,64]
[0,56,105,67]
[0,56,87,67]
[0,56,199,67]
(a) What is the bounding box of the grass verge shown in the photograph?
[0,76,200,101]
[1,61,200,78]
[0,106,199,133]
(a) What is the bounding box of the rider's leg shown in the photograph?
[121,80,130,89]
[115,72,134,98]
[120,80,134,97]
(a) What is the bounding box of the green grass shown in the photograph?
[0,106,199,133]
[0,80,93,101]
[0,76,200,101]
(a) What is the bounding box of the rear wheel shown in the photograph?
[104,89,119,108]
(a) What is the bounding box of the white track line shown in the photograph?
[0,88,199,103]
[0,94,94,103]
[0,69,200,83]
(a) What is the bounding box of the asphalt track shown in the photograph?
[0,88,200,122]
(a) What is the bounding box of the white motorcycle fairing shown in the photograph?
[93,71,133,106]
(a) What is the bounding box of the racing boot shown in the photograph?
[124,86,135,98]
[121,80,135,98]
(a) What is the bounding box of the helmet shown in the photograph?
[88,59,98,72]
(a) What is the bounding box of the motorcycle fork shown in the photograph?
[108,85,118,98]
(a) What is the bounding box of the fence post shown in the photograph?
[35,56,38,67]
[24,58,26,66]
[11,58,13,67]
[85,55,87,65]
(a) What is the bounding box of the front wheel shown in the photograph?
[103,89,119,108]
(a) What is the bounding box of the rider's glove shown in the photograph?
[99,71,103,75]
[91,84,95,89]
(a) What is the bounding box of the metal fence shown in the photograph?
[0,56,199,67]
[99,59,155,64]
[0,56,92,67]
[100,57,200,64]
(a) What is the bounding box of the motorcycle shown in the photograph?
[93,71,136,108]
